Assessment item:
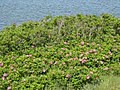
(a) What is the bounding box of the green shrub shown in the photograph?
[0,13,120,90]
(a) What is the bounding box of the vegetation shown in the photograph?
[0,13,120,90]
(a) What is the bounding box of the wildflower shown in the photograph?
[86,75,90,79]
[61,48,66,50]
[100,61,104,64]
[60,51,63,54]
[69,58,73,61]
[108,51,112,55]
[92,42,95,45]
[97,44,100,46]
[43,68,46,72]
[104,55,108,59]
[103,67,109,70]
[85,51,89,55]
[2,76,5,80]
[0,62,3,67]
[54,61,58,65]
[14,69,16,72]
[94,59,97,62]
[74,57,78,60]
[66,54,69,57]
[79,59,86,63]
[90,71,93,74]
[11,56,14,59]
[50,61,53,65]
[54,52,57,54]
[80,52,84,57]
[64,42,68,44]
[113,40,116,42]
[26,54,32,57]
[89,50,93,53]
[32,45,35,48]
[10,64,14,69]
[87,43,90,45]
[94,52,97,55]
[81,41,84,46]
[62,62,66,65]
[62,71,65,74]
[69,52,72,55]
[3,73,7,77]
[93,49,96,52]
[113,48,117,51]
[7,86,11,90]
[66,74,70,78]
[70,66,73,69]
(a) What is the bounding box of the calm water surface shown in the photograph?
[0,0,120,29]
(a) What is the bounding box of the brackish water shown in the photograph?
[0,0,120,30]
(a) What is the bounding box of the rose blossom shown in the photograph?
[89,50,93,53]
[90,71,93,74]
[26,54,32,57]
[2,76,5,80]
[7,86,11,90]
[64,42,67,44]
[81,41,84,46]
[86,75,90,79]
[50,61,53,65]
[0,62,3,67]
[10,64,14,69]
[61,48,66,50]
[66,74,70,78]
[3,73,7,77]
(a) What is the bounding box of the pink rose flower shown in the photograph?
[66,54,69,57]
[54,61,58,65]
[90,71,93,74]
[7,86,11,90]
[11,56,14,59]
[2,76,5,80]
[81,41,84,46]
[64,42,68,44]
[14,69,16,72]
[108,51,112,55]
[62,62,66,65]
[3,73,7,77]
[74,57,78,60]
[69,52,72,55]
[85,51,89,55]
[86,75,90,79]
[50,61,53,65]
[10,64,14,69]
[80,52,84,57]
[103,67,109,70]
[0,62,3,67]
[66,74,70,78]
[89,50,93,53]
[79,59,86,63]
[26,54,32,57]
[61,48,66,50]
[32,45,35,48]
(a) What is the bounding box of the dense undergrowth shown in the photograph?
[0,13,120,90]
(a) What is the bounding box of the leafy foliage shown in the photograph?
[0,13,120,90]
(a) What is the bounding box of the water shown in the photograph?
[0,0,120,30]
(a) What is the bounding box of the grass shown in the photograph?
[44,75,120,90]
[82,75,120,90]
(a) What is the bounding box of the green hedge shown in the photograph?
[0,13,120,90]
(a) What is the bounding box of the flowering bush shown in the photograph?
[0,14,120,89]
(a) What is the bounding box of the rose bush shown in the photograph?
[0,13,120,89]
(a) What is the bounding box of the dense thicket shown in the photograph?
[0,14,120,90]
